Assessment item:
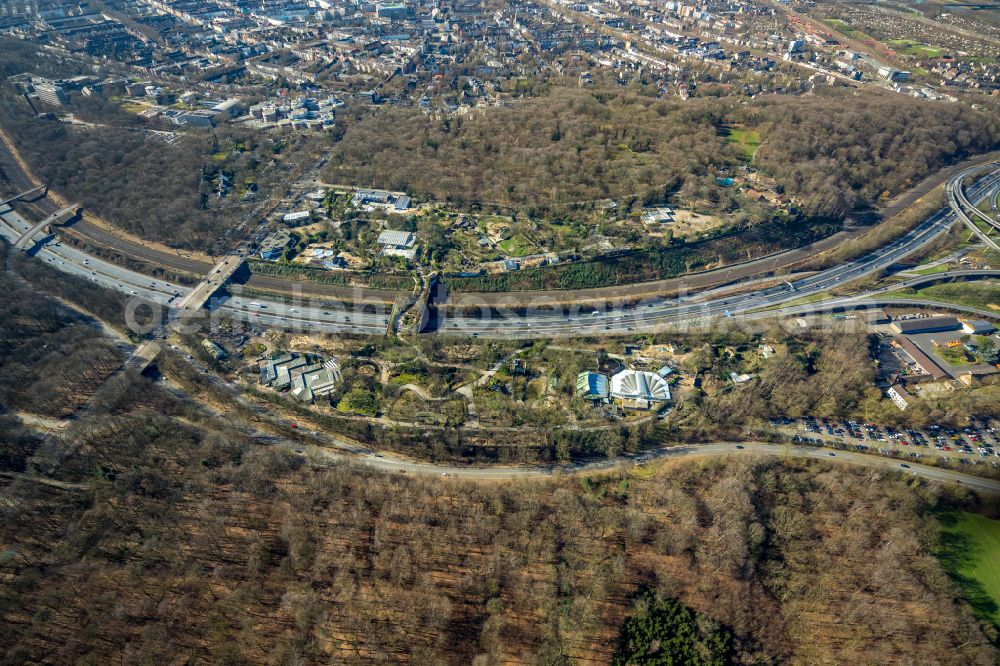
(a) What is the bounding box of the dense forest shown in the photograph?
[0,248,124,418]
[0,103,242,249]
[2,405,997,664]
[0,38,276,251]
[1,245,999,664]
[0,38,88,81]
[326,87,999,222]
[746,92,1000,219]
[0,89,304,251]
[327,87,738,212]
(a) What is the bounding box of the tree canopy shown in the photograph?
[326,87,999,223]
[613,594,734,666]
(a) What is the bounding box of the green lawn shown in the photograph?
[889,39,944,58]
[121,101,149,114]
[937,511,1000,627]
[971,216,996,236]
[823,18,872,41]
[882,280,1000,312]
[910,263,953,276]
[720,126,760,161]
[498,233,537,257]
[911,281,1000,311]
[937,344,975,367]
[823,18,854,34]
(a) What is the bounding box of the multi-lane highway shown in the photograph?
[948,163,1000,252]
[0,206,393,335]
[0,135,402,305]
[4,167,998,339]
[436,169,1000,338]
[4,132,999,311]
[2,141,999,340]
[4,148,1000,488]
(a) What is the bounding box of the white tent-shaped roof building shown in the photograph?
[609,369,671,410]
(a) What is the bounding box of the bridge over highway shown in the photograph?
[0,185,45,209]
[174,254,245,311]
[948,164,1000,252]
[121,256,247,373]
[12,204,79,250]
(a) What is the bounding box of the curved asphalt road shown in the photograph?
[286,436,1000,493]
[4,175,999,341]
[756,297,1000,324]
[153,360,1000,492]
[2,131,998,314]
[438,171,1000,338]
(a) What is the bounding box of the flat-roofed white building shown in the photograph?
[282,210,311,223]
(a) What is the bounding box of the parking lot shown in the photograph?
[771,416,1000,470]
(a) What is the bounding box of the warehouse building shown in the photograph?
[962,320,997,336]
[889,316,961,335]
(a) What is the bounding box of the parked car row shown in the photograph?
[778,416,1000,463]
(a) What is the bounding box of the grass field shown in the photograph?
[824,18,854,33]
[976,194,998,216]
[882,280,1000,312]
[498,233,537,257]
[910,263,953,276]
[937,511,1000,627]
[889,39,944,58]
[823,18,873,41]
[720,126,761,161]
[121,102,150,114]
